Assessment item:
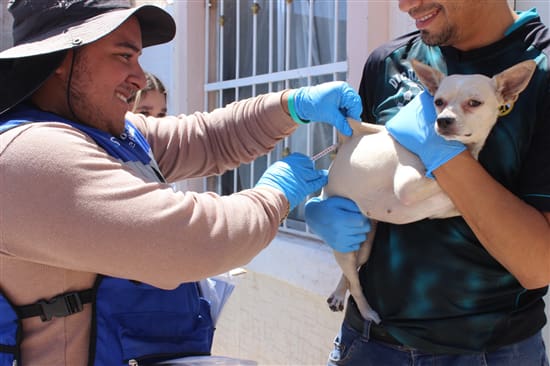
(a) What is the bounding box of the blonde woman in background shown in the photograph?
[129,71,167,118]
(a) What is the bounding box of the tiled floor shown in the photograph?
[212,270,343,366]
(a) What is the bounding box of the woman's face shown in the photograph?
[133,89,167,117]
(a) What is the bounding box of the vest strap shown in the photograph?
[17,289,93,321]
[0,344,17,353]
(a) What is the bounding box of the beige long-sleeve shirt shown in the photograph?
[0,91,296,364]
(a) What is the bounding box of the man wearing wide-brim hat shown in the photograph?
[0,0,364,364]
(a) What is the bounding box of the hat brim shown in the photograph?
[0,51,68,115]
[0,5,176,59]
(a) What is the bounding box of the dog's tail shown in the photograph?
[341,118,385,144]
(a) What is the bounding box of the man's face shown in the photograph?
[398,0,488,50]
[68,17,146,135]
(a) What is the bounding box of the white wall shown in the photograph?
[516,0,550,24]
[139,1,206,116]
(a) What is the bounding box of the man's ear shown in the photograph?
[53,50,75,78]
[30,50,75,110]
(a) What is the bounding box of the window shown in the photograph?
[204,0,347,234]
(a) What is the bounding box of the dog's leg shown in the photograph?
[318,189,352,314]
[356,220,377,266]
[327,273,349,312]
[332,222,381,323]
[349,221,381,323]
[393,162,443,205]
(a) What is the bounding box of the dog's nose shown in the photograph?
[437,117,455,129]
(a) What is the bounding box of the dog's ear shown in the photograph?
[411,59,445,95]
[493,60,537,105]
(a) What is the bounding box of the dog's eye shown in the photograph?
[468,99,482,107]
[434,98,444,107]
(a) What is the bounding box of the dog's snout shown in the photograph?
[437,117,455,129]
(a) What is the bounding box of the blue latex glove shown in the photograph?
[385,90,466,177]
[256,153,328,211]
[292,81,362,136]
[305,196,371,253]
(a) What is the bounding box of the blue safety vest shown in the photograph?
[0,106,214,365]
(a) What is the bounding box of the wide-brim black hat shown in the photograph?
[0,0,176,115]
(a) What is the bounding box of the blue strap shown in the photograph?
[0,105,154,166]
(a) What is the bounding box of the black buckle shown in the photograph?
[37,292,83,321]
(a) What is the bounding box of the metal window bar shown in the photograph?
[305,0,314,185]
[205,0,346,236]
[249,1,258,189]
[267,0,274,168]
[217,0,223,107]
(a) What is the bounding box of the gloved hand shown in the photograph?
[290,81,362,136]
[385,90,466,178]
[305,196,371,253]
[256,153,328,211]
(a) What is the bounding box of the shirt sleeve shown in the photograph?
[519,91,550,212]
[0,93,295,290]
[129,91,297,183]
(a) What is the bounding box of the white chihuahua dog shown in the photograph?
[322,59,537,323]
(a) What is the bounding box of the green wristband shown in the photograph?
[287,90,309,125]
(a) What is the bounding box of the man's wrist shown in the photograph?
[281,90,291,116]
[432,150,472,178]
[254,186,290,223]
[281,89,309,125]
[280,199,290,223]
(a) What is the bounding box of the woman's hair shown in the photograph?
[129,72,167,112]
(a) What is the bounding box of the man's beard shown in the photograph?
[420,25,455,47]
[68,62,125,135]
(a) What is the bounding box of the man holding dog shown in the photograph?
[306,0,550,365]
[0,1,363,364]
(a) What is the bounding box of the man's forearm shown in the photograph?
[434,151,550,289]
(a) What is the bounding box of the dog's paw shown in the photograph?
[363,309,381,324]
[327,294,345,312]
[353,294,382,324]
[357,303,381,324]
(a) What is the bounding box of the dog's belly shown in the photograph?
[324,127,458,224]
